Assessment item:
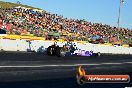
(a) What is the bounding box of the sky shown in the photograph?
[3,0,132,29]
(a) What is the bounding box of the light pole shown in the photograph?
[117,0,124,40]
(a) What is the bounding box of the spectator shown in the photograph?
[0,6,131,44]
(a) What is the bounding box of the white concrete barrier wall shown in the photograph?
[120,47,129,54]
[0,39,2,50]
[17,40,29,51]
[96,46,109,54]
[30,40,54,52]
[130,48,132,54]
[85,43,94,51]
[0,39,132,54]
[0,39,18,51]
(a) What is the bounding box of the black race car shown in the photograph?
[47,43,75,57]
[47,42,101,57]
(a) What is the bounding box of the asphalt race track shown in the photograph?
[0,51,132,88]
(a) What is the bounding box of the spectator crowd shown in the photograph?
[0,6,132,44]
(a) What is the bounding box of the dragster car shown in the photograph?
[47,42,101,57]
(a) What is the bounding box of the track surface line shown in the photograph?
[0,62,131,68]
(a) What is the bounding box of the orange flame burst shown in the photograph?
[78,66,86,76]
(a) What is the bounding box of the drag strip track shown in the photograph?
[0,52,132,88]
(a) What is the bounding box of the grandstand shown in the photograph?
[0,1,132,45]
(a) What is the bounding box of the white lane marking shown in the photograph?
[0,64,100,68]
[0,62,131,68]
[124,62,132,64]
[101,63,122,65]
[77,64,100,66]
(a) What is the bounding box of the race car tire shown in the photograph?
[56,47,66,57]
[1,49,4,52]
[47,46,53,56]
[51,46,56,56]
